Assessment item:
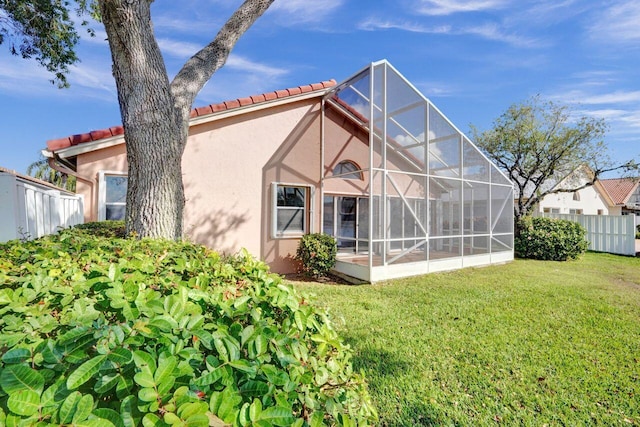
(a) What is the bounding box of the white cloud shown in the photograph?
[588,1,640,45]
[417,81,458,97]
[157,38,202,59]
[358,18,451,34]
[358,17,540,48]
[156,39,288,80]
[555,90,640,106]
[414,0,509,16]
[269,0,343,24]
[225,56,289,79]
[153,16,223,35]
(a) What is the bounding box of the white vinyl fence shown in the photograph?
[0,170,84,242]
[542,213,636,256]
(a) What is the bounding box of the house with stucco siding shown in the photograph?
[43,60,514,282]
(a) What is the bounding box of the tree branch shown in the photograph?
[170,0,275,118]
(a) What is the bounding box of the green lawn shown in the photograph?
[289,252,640,426]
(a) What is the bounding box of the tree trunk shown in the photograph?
[99,0,187,239]
[98,0,274,240]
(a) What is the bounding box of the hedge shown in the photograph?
[0,223,376,426]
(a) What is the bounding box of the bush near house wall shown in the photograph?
[0,225,376,426]
[515,217,589,261]
[296,234,338,278]
[636,224,640,240]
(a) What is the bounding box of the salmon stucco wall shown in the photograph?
[182,98,322,274]
[323,105,428,199]
[76,144,128,223]
[72,97,323,274]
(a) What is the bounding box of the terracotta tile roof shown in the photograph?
[46,80,336,153]
[599,178,640,205]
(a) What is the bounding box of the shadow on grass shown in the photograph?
[350,345,410,377]
[379,401,452,427]
[346,343,450,426]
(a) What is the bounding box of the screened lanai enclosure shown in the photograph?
[321,60,513,281]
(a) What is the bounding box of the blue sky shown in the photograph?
[1,0,639,175]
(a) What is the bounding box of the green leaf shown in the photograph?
[0,364,45,394]
[258,407,295,426]
[249,398,262,421]
[309,411,324,427]
[116,374,134,400]
[138,387,158,402]
[294,311,306,331]
[42,340,64,364]
[108,263,117,281]
[260,365,288,387]
[185,413,210,427]
[72,394,95,423]
[133,371,155,388]
[157,376,175,396]
[67,355,107,390]
[142,413,163,427]
[120,395,137,427]
[1,348,31,364]
[95,373,120,394]
[193,329,214,350]
[93,408,124,427]
[163,412,181,424]
[216,388,242,423]
[149,316,177,332]
[108,348,133,365]
[7,390,40,416]
[133,351,157,376]
[177,401,208,419]
[154,354,177,384]
[59,391,82,424]
[192,368,222,387]
[74,419,113,427]
[0,288,13,305]
[229,360,257,375]
[41,379,67,408]
[240,381,269,397]
[57,326,91,348]
[239,402,250,426]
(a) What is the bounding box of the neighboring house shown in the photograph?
[538,181,615,216]
[538,171,640,217]
[43,60,514,282]
[599,178,640,217]
[0,166,84,242]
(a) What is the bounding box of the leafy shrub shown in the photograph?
[515,216,589,261]
[636,224,640,240]
[296,234,337,278]
[74,220,127,238]
[0,224,376,426]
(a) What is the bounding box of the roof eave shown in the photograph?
[45,87,332,160]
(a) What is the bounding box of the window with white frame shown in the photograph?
[569,209,583,215]
[99,172,128,221]
[332,160,363,180]
[272,183,312,237]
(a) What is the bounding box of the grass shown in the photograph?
[289,252,640,426]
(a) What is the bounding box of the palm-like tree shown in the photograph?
[26,156,76,191]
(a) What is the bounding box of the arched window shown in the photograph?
[332,160,362,180]
[573,192,580,201]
